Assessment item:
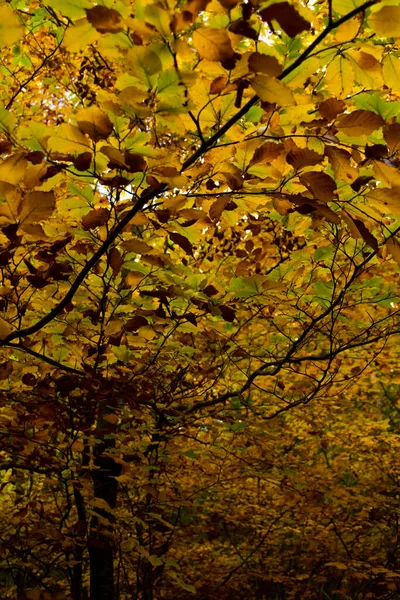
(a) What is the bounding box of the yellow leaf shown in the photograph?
[0,317,13,341]
[126,46,163,83]
[0,5,23,48]
[349,50,383,89]
[387,238,400,265]
[19,192,56,228]
[0,154,28,185]
[383,54,400,94]
[144,4,170,36]
[334,18,359,43]
[63,18,99,52]
[251,75,295,106]
[48,124,90,154]
[76,107,113,141]
[368,6,400,38]
[325,55,354,98]
[192,28,234,62]
[46,0,91,20]
[0,182,21,225]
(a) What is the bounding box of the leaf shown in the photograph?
[0,318,13,340]
[86,6,123,33]
[126,46,163,80]
[48,124,90,154]
[126,316,148,331]
[387,238,400,265]
[325,56,354,98]
[383,123,400,153]
[192,28,234,62]
[336,110,384,137]
[219,305,235,322]
[299,172,336,202]
[248,53,282,77]
[46,0,91,20]
[251,75,295,106]
[76,107,113,141]
[109,248,122,278]
[169,231,193,255]
[260,2,310,37]
[286,148,323,170]
[210,76,228,94]
[383,54,400,94]
[19,192,56,228]
[0,5,24,48]
[74,152,92,171]
[318,98,345,121]
[121,239,154,254]
[63,17,99,51]
[368,6,400,37]
[352,219,379,252]
[82,207,110,230]
[250,142,284,165]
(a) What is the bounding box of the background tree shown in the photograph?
[1,0,400,598]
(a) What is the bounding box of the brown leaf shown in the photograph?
[102,175,130,188]
[26,274,50,289]
[86,6,123,33]
[22,373,37,386]
[124,151,147,173]
[203,284,219,297]
[286,147,323,170]
[82,207,110,230]
[318,98,345,120]
[248,53,282,77]
[365,144,389,159]
[336,110,384,137]
[228,19,258,40]
[109,248,122,278]
[383,123,400,152]
[0,139,12,154]
[219,305,235,322]
[299,172,336,202]
[74,152,92,171]
[313,204,341,224]
[169,231,193,255]
[350,176,374,192]
[260,2,310,37]
[209,197,229,221]
[352,219,379,252]
[26,151,45,164]
[126,315,148,331]
[210,76,228,95]
[121,239,153,254]
[250,142,284,165]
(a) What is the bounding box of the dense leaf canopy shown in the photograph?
[1,0,400,598]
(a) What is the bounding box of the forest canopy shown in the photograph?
[1,0,400,598]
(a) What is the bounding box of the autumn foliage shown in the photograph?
[2,0,400,598]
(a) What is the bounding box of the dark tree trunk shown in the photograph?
[88,412,121,600]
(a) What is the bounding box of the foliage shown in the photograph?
[1,0,400,598]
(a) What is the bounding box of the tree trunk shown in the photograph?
[88,411,121,600]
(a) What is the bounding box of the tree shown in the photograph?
[1,0,400,598]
